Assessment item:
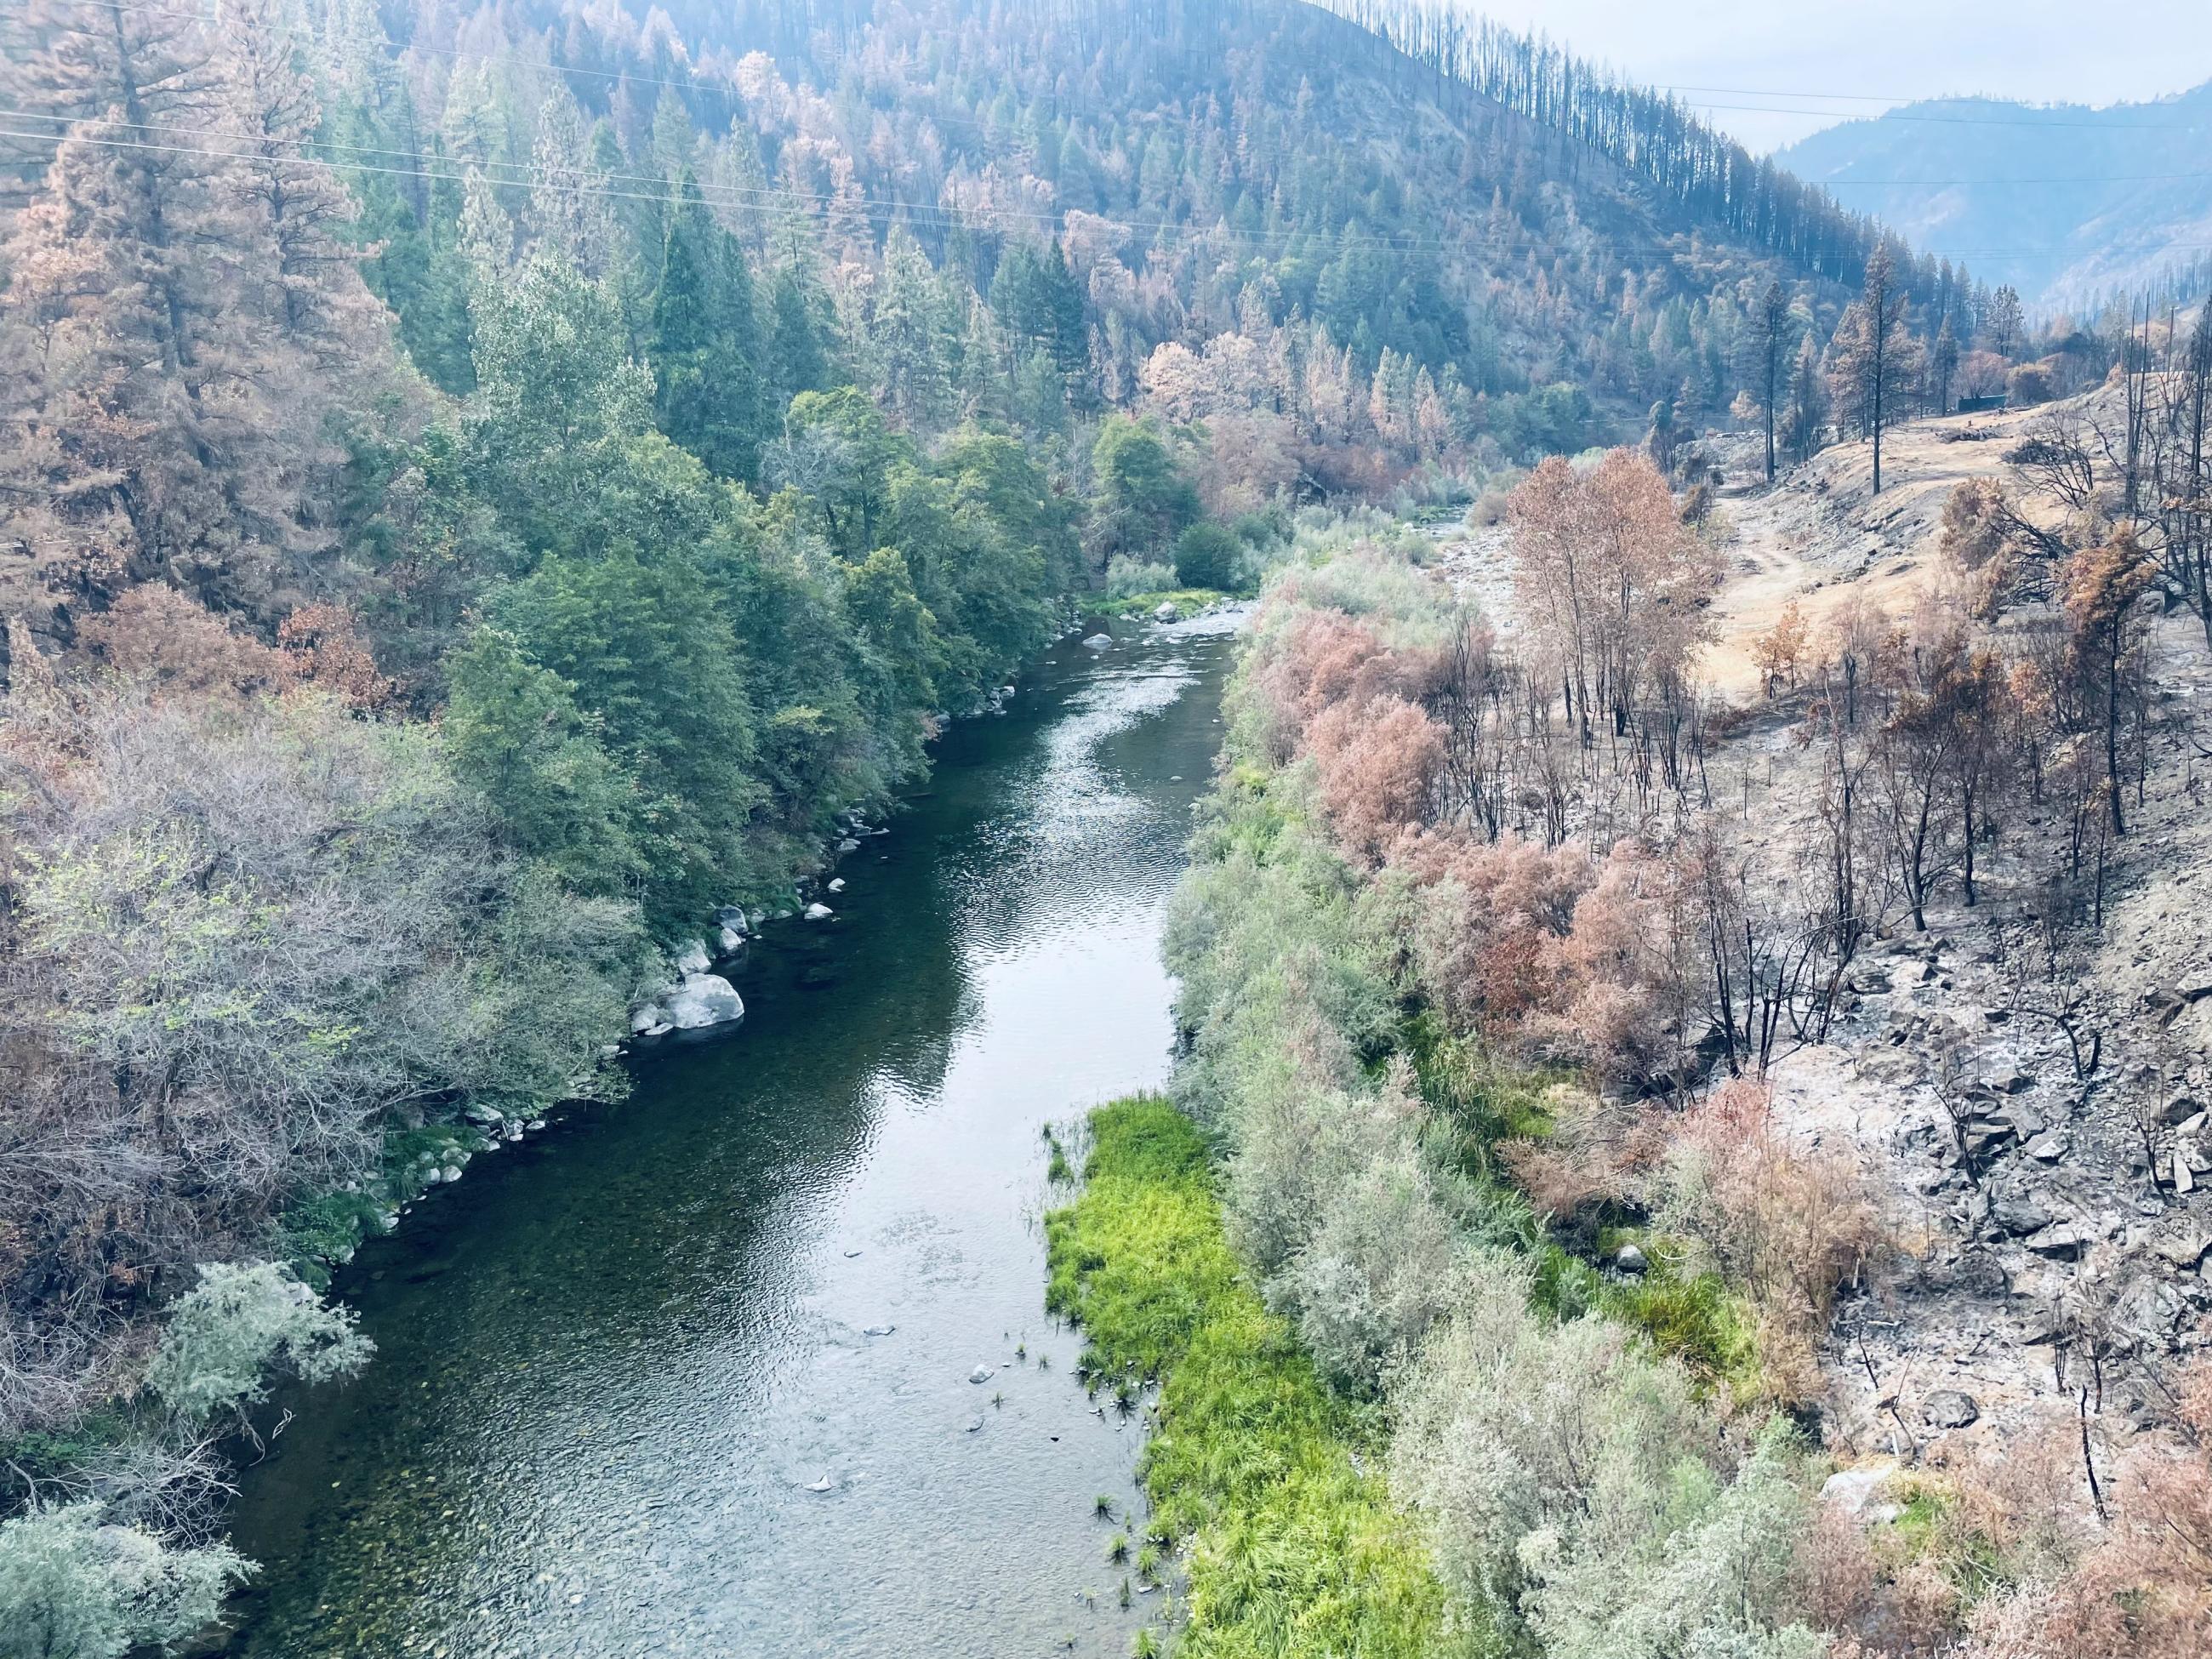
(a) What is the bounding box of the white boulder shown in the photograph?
[1081,632,1113,648]
[804,903,835,921]
[664,972,744,1029]
[671,938,711,976]
[1153,601,1179,622]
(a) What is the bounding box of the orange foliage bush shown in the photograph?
[1306,693,1445,865]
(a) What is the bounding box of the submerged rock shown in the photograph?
[664,973,744,1029]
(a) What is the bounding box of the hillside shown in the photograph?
[1776,83,2212,313]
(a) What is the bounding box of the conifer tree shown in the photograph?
[650,170,765,481]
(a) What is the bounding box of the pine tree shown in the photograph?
[650,170,766,481]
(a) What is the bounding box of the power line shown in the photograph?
[14,118,2210,272]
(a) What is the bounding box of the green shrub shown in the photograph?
[1046,1097,1468,1659]
[1172,522,1240,591]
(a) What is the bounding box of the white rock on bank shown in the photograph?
[630,1002,670,1035]
[1153,601,1179,621]
[664,972,744,1030]
[828,878,846,893]
[805,903,835,921]
[671,938,712,976]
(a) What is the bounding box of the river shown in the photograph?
[220,612,1238,1658]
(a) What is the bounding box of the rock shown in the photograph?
[1615,1243,1649,1274]
[1987,1069,2032,1096]
[2152,1229,2210,1269]
[968,1365,995,1384]
[1081,633,1114,648]
[1990,1191,2055,1237]
[440,1166,463,1183]
[1821,1462,1901,1523]
[630,1003,670,1035]
[671,938,711,976]
[965,1414,985,1434]
[828,878,846,893]
[838,838,860,853]
[1922,1390,1981,1429]
[2176,1149,2197,1194]
[1152,601,1179,622]
[1850,969,1893,995]
[664,972,744,1030]
[2026,1223,2089,1259]
[863,1324,896,1337]
[804,1474,834,1493]
[715,904,749,933]
[804,903,835,921]
[2158,1094,2203,1127]
[716,926,744,955]
[2023,1132,2071,1161]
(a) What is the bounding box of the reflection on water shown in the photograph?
[221,617,1238,1657]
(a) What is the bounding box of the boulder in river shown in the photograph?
[969,1364,994,1384]
[1081,633,1113,648]
[828,878,846,893]
[1153,601,1179,622]
[630,1001,670,1035]
[665,972,744,1029]
[805,903,835,921]
[716,925,745,955]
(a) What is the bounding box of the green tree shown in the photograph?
[443,626,643,895]
[1091,415,1200,560]
[1173,522,1240,590]
[492,550,764,923]
[650,171,765,482]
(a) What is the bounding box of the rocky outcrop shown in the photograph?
[664,972,744,1030]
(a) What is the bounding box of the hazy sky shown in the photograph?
[1475,0,2212,151]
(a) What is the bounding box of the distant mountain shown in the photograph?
[1775,83,2212,314]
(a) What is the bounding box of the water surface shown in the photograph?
[224,614,1236,1657]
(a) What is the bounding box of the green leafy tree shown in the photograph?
[1090,415,1200,560]
[491,550,764,923]
[443,626,643,896]
[1173,521,1240,590]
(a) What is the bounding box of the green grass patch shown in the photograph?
[1109,586,1241,619]
[1046,1097,1470,1659]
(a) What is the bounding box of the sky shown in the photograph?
[1474,0,2212,152]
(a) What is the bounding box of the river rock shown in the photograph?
[828,878,847,893]
[630,1002,670,1035]
[716,925,745,955]
[671,938,712,976]
[1153,601,1179,622]
[805,903,835,921]
[968,1365,994,1384]
[664,972,744,1029]
[804,1474,834,1493]
[1922,1390,1981,1429]
[1081,633,1113,648]
[863,1324,896,1337]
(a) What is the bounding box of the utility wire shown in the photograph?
[19,118,2209,268]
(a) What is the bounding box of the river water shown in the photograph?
[220,613,1238,1658]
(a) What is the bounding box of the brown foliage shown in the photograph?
[1307,693,1446,865]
